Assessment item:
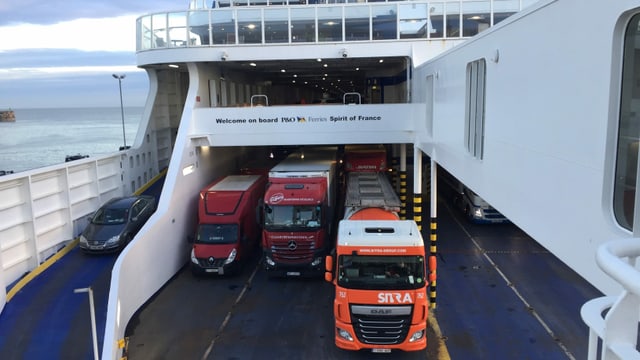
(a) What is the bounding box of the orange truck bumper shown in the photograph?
[334,321,427,352]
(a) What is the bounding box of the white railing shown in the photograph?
[0,148,159,314]
[139,0,539,51]
[581,238,640,360]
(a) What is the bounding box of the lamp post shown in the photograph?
[112,74,127,150]
[74,287,99,360]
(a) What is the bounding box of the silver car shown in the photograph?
[79,195,157,253]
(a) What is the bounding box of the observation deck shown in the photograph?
[136,0,534,51]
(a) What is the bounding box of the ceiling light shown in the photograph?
[281,69,286,73]
[249,62,257,66]
[168,64,179,68]
[379,59,384,63]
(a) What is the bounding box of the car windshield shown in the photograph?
[196,224,239,244]
[264,205,321,228]
[337,255,426,290]
[92,207,128,225]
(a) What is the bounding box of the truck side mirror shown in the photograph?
[324,255,334,282]
[256,202,264,227]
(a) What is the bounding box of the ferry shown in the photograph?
[0,109,15,122]
[0,0,639,359]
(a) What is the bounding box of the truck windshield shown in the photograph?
[337,255,426,290]
[196,224,239,244]
[264,205,321,228]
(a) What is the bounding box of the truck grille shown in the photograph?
[196,257,226,268]
[352,316,411,345]
[270,239,316,263]
[350,306,412,345]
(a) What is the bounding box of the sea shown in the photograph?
[0,107,143,173]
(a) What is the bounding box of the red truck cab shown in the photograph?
[190,174,266,276]
[261,149,337,277]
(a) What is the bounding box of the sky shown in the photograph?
[0,1,184,109]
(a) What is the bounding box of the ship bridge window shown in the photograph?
[614,13,640,231]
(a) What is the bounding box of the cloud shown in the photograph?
[0,16,138,52]
[0,1,182,26]
[0,1,179,108]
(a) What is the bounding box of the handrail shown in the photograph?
[581,238,640,360]
[251,94,269,107]
[343,92,361,105]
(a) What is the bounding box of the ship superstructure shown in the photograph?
[7,1,640,359]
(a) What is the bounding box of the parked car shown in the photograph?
[79,195,157,253]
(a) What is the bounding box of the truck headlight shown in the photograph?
[337,328,353,342]
[473,207,483,219]
[408,329,425,342]
[79,235,88,245]
[190,248,198,264]
[265,256,275,266]
[224,248,237,264]
[105,235,120,245]
[311,257,322,267]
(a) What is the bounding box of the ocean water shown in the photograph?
[0,107,143,173]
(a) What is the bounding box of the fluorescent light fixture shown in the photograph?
[168,64,179,68]
[182,164,195,176]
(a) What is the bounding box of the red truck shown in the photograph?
[189,174,267,276]
[261,148,337,277]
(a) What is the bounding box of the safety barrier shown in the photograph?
[581,238,640,360]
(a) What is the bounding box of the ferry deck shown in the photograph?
[1,1,639,359]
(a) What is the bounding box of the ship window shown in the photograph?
[613,14,640,231]
[399,3,428,39]
[237,9,262,44]
[291,7,315,43]
[445,2,460,38]
[318,6,342,42]
[345,6,370,41]
[429,3,444,39]
[462,7,490,37]
[264,8,289,43]
[372,5,397,40]
[465,58,486,160]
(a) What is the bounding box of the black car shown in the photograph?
[79,195,157,253]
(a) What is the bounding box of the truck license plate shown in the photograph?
[286,271,301,276]
[372,349,391,354]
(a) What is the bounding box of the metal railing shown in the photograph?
[580,238,640,360]
[138,0,537,51]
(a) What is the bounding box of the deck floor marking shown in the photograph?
[448,207,577,360]
[200,260,261,360]
[429,310,452,360]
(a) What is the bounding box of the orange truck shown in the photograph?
[324,145,429,353]
[189,174,267,276]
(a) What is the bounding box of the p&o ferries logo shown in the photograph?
[270,193,285,203]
